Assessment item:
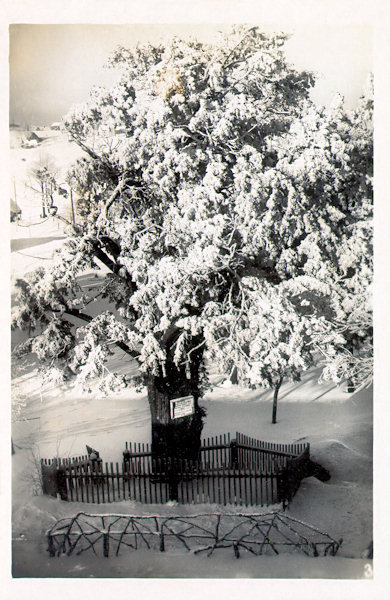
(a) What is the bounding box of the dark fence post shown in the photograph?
[230,439,238,468]
[103,532,109,557]
[278,446,313,508]
[41,460,55,497]
[123,448,131,473]
[167,457,179,502]
[41,459,69,499]
[47,533,56,557]
[57,467,68,501]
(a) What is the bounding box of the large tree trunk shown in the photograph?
[146,335,206,461]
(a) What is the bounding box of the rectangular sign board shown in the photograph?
[170,395,195,420]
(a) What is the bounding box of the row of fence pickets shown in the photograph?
[124,433,308,457]
[41,433,309,507]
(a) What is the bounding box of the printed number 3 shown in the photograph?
[364,563,373,578]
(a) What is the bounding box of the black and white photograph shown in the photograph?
[4,2,387,594]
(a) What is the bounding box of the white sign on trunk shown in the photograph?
[170,395,195,420]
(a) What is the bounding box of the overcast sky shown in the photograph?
[9,24,372,126]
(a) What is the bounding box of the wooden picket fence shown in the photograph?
[41,433,310,507]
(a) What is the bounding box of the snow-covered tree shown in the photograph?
[28,154,59,218]
[317,81,373,392]
[12,27,372,454]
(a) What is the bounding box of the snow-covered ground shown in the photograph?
[11,360,373,578]
[9,130,375,584]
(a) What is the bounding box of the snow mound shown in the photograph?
[311,440,372,485]
[13,501,59,538]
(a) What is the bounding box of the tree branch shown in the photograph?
[100,178,128,220]
[90,240,121,274]
[66,130,119,178]
[66,128,145,193]
[61,308,139,359]
[222,27,258,69]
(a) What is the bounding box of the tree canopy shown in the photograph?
[12,27,373,397]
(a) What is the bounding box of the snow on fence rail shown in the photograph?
[40,433,311,507]
[46,511,342,559]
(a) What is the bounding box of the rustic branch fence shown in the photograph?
[46,511,342,559]
[41,433,310,507]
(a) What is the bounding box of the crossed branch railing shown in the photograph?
[47,511,342,559]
